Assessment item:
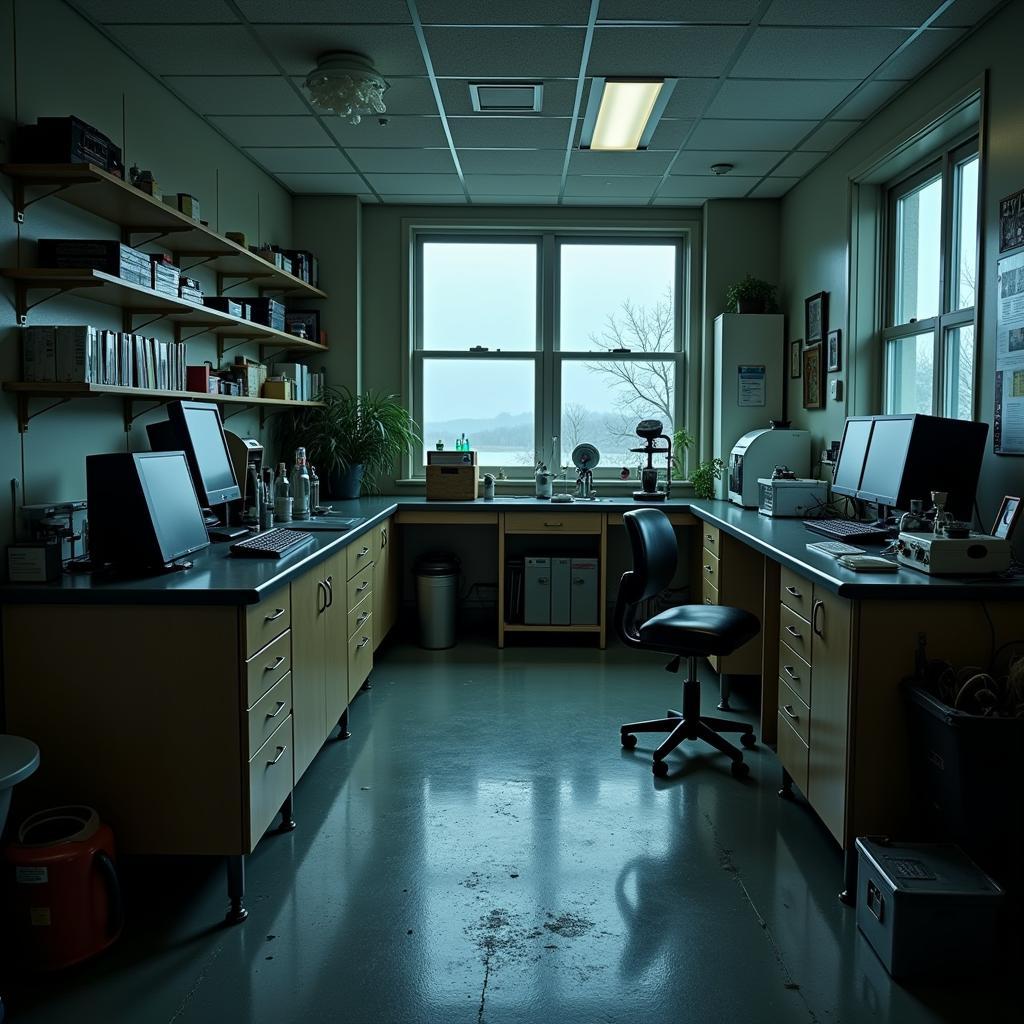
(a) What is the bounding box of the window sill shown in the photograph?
[396,477,695,493]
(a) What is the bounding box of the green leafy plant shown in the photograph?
[724,274,777,314]
[690,458,725,500]
[671,428,695,474]
[276,386,420,495]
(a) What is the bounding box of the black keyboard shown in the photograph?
[803,518,891,543]
[230,528,314,559]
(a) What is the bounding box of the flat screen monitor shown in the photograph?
[831,417,874,498]
[136,452,211,563]
[857,416,915,508]
[166,401,240,507]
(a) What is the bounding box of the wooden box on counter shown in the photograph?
[426,464,479,500]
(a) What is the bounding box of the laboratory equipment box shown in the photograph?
[524,557,551,625]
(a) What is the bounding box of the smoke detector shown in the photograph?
[710,163,735,176]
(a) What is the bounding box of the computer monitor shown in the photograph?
[87,451,210,570]
[831,417,874,498]
[165,401,241,508]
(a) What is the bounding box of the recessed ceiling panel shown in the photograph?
[449,116,572,149]
[798,119,861,150]
[644,119,696,151]
[669,150,787,175]
[418,1,591,24]
[326,116,450,149]
[163,76,308,116]
[459,150,567,174]
[731,27,912,79]
[348,148,457,173]
[275,173,367,193]
[72,0,231,22]
[106,25,277,74]
[237,0,412,22]
[749,176,800,197]
[208,115,333,147]
[708,79,857,120]
[365,173,467,195]
[465,174,563,196]
[439,79,576,117]
[245,147,352,173]
[657,175,761,198]
[935,0,1004,28]
[569,149,675,175]
[587,26,746,77]
[563,175,664,197]
[425,28,586,79]
[257,24,427,76]
[687,118,817,150]
[374,77,441,116]
[771,150,827,176]
[598,1,761,23]
[876,28,966,80]
[833,80,907,119]
[660,79,719,119]
[763,0,941,26]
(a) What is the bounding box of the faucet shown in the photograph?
[576,468,595,500]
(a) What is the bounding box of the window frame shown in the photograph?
[409,229,689,482]
[881,134,979,419]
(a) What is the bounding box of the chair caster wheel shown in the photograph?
[731,760,749,779]
[652,759,669,778]
[621,733,637,750]
[740,732,757,749]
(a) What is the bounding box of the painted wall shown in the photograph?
[0,0,293,548]
[779,0,1024,524]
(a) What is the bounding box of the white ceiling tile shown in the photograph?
[798,119,861,151]
[772,151,826,176]
[73,1,232,22]
[563,176,663,198]
[934,0,1005,28]
[470,195,560,205]
[365,173,466,195]
[459,150,567,174]
[645,118,696,150]
[106,25,277,74]
[378,194,467,204]
[750,176,800,197]
[419,1,590,24]
[661,79,720,118]
[588,26,746,77]
[731,27,912,79]
[257,24,426,75]
[709,80,856,120]
[275,173,366,193]
[598,1,760,23]
[876,29,966,80]
[245,147,352,173]
[465,174,562,196]
[569,150,674,175]
[237,0,412,21]
[669,150,787,175]
[208,115,333,147]
[438,79,577,117]
[449,116,572,149]
[832,80,908,119]
[327,116,450,149]
[657,175,760,197]
[348,148,456,173]
[163,76,308,116]
[763,0,940,26]
[687,118,816,150]
[424,28,586,78]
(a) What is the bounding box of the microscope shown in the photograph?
[631,419,673,501]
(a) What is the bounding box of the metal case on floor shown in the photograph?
[570,558,598,625]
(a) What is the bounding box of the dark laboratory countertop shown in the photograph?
[2,494,1021,606]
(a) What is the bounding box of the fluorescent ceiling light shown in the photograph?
[580,78,675,151]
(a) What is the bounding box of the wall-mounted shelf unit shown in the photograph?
[3,381,323,434]
[2,163,327,299]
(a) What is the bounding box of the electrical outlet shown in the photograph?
[830,379,843,401]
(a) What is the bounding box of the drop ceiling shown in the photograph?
[67,0,1006,206]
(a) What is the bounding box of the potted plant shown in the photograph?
[725,275,777,314]
[277,386,420,499]
[672,429,724,499]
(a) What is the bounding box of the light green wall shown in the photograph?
[0,0,292,547]
[779,0,1024,523]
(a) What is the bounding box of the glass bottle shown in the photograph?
[274,462,292,523]
[291,447,310,518]
[309,464,320,513]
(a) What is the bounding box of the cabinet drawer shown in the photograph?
[778,642,811,706]
[248,671,292,756]
[780,567,812,620]
[244,589,290,659]
[347,562,373,609]
[504,513,602,534]
[346,538,374,580]
[780,604,812,664]
[701,524,720,553]
[246,628,291,708]
[248,713,293,846]
[778,678,810,744]
[702,578,718,606]
[348,612,373,701]
[700,549,720,591]
[777,713,809,794]
[348,591,372,639]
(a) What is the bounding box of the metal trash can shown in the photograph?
[415,553,459,649]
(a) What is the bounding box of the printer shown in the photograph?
[728,427,810,508]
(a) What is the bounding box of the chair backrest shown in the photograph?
[614,508,678,646]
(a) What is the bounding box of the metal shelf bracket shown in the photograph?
[12,180,75,224]
[123,397,168,433]
[15,394,71,433]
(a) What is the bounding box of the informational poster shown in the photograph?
[737,364,766,407]
[994,251,1024,454]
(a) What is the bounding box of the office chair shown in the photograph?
[616,508,760,778]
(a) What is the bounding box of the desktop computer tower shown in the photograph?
[570,558,598,625]
[524,557,551,625]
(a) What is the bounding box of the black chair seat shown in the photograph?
[638,604,760,657]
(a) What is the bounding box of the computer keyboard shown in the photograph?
[807,540,865,557]
[803,518,891,543]
[229,528,314,559]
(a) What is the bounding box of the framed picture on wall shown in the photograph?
[790,339,802,379]
[805,291,828,345]
[827,329,842,372]
[803,344,824,409]
[992,495,1022,539]
[286,309,321,343]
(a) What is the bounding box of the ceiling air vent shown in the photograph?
[469,82,543,113]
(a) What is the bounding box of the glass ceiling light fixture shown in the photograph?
[304,51,388,125]
[579,78,676,151]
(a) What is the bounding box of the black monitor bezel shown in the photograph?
[133,451,210,563]
[854,414,916,507]
[166,400,241,508]
[831,415,875,499]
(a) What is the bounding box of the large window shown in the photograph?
[412,234,685,479]
[883,138,979,419]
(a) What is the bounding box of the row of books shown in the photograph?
[22,325,187,391]
[275,361,322,401]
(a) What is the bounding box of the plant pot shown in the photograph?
[737,299,766,314]
[330,464,365,500]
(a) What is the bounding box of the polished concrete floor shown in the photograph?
[9,640,1014,1023]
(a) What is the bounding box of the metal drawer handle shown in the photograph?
[265,655,286,673]
[317,579,327,612]
[704,564,713,573]
[705,533,714,542]
[381,528,388,547]
[264,607,286,622]
[356,611,369,626]
[267,700,287,719]
[543,522,563,527]
[785,586,801,598]
[325,576,334,608]
[783,665,799,680]
[785,625,802,638]
[357,546,369,557]
[812,599,825,638]
[356,636,370,649]
[267,745,287,767]
[356,580,370,593]
[782,704,800,721]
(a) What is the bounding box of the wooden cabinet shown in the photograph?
[372,516,399,649]
[702,530,764,675]
[322,548,350,739]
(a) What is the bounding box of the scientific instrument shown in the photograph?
[571,443,600,500]
[630,420,672,501]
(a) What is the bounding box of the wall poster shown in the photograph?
[994,251,1024,454]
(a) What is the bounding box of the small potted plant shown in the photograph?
[672,429,724,500]
[725,275,777,314]
[277,386,420,499]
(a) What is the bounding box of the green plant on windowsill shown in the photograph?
[724,274,778,314]
[672,429,723,500]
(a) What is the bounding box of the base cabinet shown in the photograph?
[373,516,399,648]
